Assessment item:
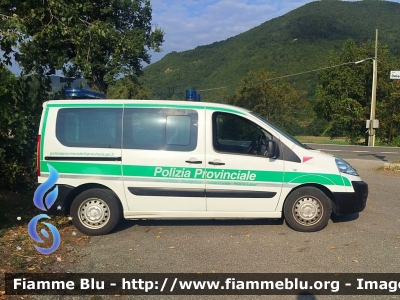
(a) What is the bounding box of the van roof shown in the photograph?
[44,99,251,115]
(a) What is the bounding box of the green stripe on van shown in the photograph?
[47,103,123,108]
[41,162,122,176]
[40,162,351,187]
[40,107,50,161]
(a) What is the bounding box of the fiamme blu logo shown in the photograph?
[28,164,61,254]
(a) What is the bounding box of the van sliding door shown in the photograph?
[121,104,206,214]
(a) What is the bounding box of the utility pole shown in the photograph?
[368,29,378,146]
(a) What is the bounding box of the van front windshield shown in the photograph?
[250,112,308,149]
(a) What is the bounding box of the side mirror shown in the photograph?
[265,140,278,158]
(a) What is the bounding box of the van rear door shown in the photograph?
[41,103,123,188]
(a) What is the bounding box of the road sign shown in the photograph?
[390,70,400,79]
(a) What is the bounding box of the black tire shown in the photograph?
[70,188,122,236]
[283,186,332,232]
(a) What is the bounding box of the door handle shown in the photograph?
[208,161,225,165]
[185,160,202,164]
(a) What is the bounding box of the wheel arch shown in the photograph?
[283,183,336,217]
[64,183,120,215]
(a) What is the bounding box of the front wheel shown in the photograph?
[283,187,332,232]
[70,189,122,236]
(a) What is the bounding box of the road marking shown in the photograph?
[353,151,369,153]
[317,149,342,152]
[381,152,398,154]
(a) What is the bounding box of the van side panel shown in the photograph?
[38,103,128,213]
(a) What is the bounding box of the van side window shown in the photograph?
[56,108,122,148]
[213,112,271,155]
[123,108,198,151]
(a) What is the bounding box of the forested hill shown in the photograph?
[142,0,400,101]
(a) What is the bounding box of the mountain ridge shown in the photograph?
[142,1,400,101]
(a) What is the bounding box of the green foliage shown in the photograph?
[315,39,400,144]
[377,81,400,145]
[302,118,329,136]
[0,66,50,190]
[0,0,164,94]
[388,136,400,147]
[227,70,308,135]
[107,77,150,99]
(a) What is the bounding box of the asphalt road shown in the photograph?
[32,159,400,300]
[306,143,400,162]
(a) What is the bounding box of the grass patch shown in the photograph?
[295,136,351,145]
[375,164,400,176]
[381,165,400,171]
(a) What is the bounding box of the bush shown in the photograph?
[0,68,49,190]
[388,136,400,147]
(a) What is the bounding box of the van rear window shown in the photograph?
[123,108,198,151]
[56,108,122,148]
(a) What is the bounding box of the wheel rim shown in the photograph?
[292,196,323,226]
[78,198,110,229]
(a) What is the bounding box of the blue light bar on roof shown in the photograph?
[65,88,105,99]
[185,89,200,101]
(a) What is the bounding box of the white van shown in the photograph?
[36,99,368,235]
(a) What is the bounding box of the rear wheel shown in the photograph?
[283,186,332,232]
[70,189,122,236]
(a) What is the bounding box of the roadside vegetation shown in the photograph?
[375,159,400,174]
[315,40,400,145]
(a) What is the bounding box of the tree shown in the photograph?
[315,39,399,144]
[228,70,308,134]
[0,0,164,94]
[378,77,400,145]
[107,76,150,99]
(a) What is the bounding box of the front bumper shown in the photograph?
[332,181,368,214]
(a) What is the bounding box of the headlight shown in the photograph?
[335,158,358,176]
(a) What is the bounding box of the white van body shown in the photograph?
[37,100,368,235]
